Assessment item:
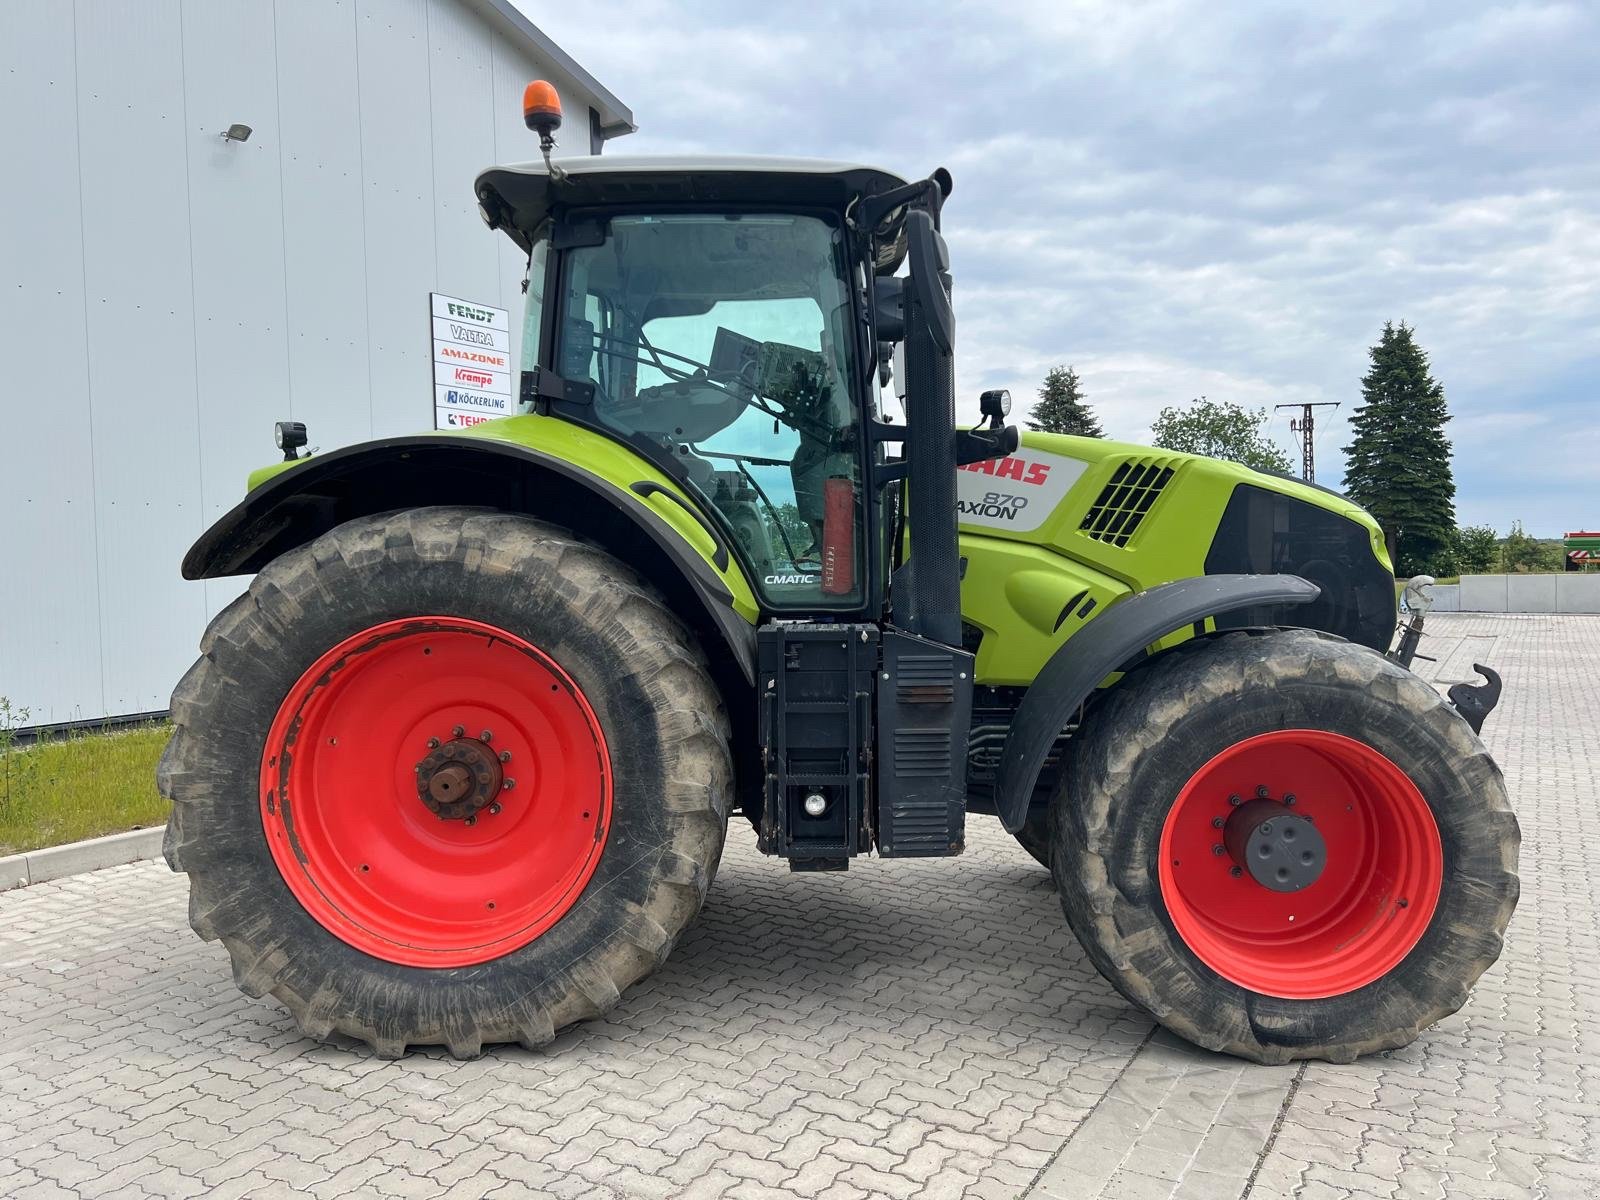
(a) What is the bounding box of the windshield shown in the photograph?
[555,213,863,607]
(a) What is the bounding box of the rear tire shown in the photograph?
[160,507,731,1058]
[1050,629,1518,1064]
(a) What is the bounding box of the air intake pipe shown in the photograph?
[896,206,961,648]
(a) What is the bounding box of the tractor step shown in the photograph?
[756,624,973,865]
[757,624,878,864]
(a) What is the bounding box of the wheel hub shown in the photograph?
[415,735,505,821]
[1223,797,1326,892]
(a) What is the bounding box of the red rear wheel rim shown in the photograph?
[1158,729,1442,999]
[260,617,611,968]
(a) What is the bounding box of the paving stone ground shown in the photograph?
[1,613,1594,1199]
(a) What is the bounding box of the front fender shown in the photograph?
[184,434,760,685]
[994,573,1320,832]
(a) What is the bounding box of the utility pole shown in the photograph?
[1274,402,1340,482]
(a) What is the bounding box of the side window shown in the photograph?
[556,215,863,608]
[641,300,837,581]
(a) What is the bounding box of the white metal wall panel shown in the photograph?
[179,0,294,620]
[275,0,374,454]
[3,1,621,724]
[75,0,208,716]
[0,3,106,723]
[356,0,439,438]
[427,0,501,304]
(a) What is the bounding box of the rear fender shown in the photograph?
[184,435,759,686]
[994,574,1320,832]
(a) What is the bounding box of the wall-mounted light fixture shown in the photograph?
[221,123,253,143]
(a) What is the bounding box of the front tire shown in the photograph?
[160,508,731,1058]
[1051,629,1518,1064]
[1013,808,1053,870]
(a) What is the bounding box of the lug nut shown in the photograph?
[503,778,516,790]
[1256,785,1270,798]
[1228,794,1242,807]
[489,802,502,815]
[1211,816,1224,829]
[480,730,493,743]
[452,725,465,738]
[499,750,512,763]
[465,815,476,826]
[427,737,440,749]
[1212,843,1225,856]
[1283,793,1297,806]
[1230,866,1243,878]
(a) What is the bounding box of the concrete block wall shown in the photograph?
[1556,574,1600,613]
[1441,574,1600,614]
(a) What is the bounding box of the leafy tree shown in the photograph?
[1500,521,1561,573]
[1342,322,1456,575]
[1454,525,1499,575]
[1149,396,1291,473]
[1027,366,1103,437]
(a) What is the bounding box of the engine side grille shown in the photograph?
[1079,459,1176,547]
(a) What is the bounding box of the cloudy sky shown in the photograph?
[531,1,1598,536]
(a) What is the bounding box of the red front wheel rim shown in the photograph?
[1158,729,1443,999]
[260,617,612,968]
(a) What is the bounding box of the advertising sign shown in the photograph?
[430,293,514,430]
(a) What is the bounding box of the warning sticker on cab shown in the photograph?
[956,448,1089,533]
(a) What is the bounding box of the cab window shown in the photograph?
[556,214,862,607]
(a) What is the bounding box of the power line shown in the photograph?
[1274,402,1340,482]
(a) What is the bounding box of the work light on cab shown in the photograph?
[273,420,307,461]
[979,389,1011,429]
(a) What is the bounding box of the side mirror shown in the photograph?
[872,276,905,344]
[905,209,953,355]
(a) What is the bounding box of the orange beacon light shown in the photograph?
[523,81,562,142]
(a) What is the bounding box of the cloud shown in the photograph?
[526,0,1599,534]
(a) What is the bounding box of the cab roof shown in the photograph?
[475,155,912,252]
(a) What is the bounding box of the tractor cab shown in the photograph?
[477,150,1012,866]
[475,154,978,622]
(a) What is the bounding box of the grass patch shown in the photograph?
[0,723,172,855]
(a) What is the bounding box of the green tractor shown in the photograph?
[160,85,1517,1064]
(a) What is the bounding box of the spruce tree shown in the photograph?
[1027,366,1103,437]
[1342,323,1456,574]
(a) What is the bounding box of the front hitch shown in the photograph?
[1389,574,1435,671]
[1389,574,1503,735]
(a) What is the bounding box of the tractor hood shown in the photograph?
[475,155,911,254]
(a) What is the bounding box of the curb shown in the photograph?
[0,827,164,892]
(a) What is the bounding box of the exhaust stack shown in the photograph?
[897,207,961,647]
